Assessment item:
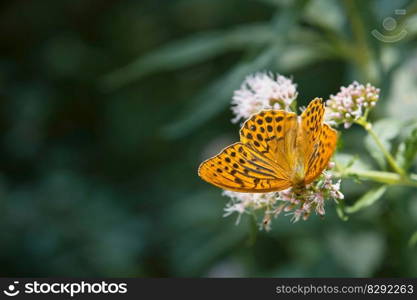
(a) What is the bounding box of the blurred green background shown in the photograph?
[1,0,417,277]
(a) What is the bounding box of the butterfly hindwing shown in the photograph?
[300,98,337,184]
[300,97,325,150]
[198,142,292,192]
[304,123,338,184]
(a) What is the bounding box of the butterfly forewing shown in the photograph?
[198,143,292,192]
[240,110,298,176]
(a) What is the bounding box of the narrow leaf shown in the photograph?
[334,153,371,172]
[161,0,309,138]
[396,126,417,171]
[345,185,387,214]
[409,231,417,248]
[161,44,282,139]
[386,53,417,121]
[275,43,332,72]
[336,200,349,221]
[304,0,345,33]
[100,24,274,90]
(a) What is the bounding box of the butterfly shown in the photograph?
[198,98,338,193]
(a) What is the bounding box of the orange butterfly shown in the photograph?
[198,98,338,192]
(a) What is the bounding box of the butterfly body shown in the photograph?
[198,98,337,193]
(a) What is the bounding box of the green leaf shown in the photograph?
[161,44,281,138]
[334,153,371,172]
[409,231,417,248]
[396,125,417,171]
[405,14,417,40]
[327,230,385,277]
[386,55,417,121]
[365,119,403,169]
[345,185,387,214]
[161,0,309,138]
[304,0,345,33]
[274,42,332,72]
[336,200,349,221]
[100,24,275,90]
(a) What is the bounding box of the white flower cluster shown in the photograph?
[231,72,298,123]
[223,191,277,227]
[223,165,344,230]
[277,171,344,223]
[325,81,380,128]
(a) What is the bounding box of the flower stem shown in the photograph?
[355,119,407,177]
[343,0,375,82]
[341,169,417,187]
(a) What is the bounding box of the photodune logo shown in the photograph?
[372,9,407,43]
[3,281,20,297]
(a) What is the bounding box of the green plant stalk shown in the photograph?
[355,119,407,177]
[340,169,417,187]
[343,0,374,82]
